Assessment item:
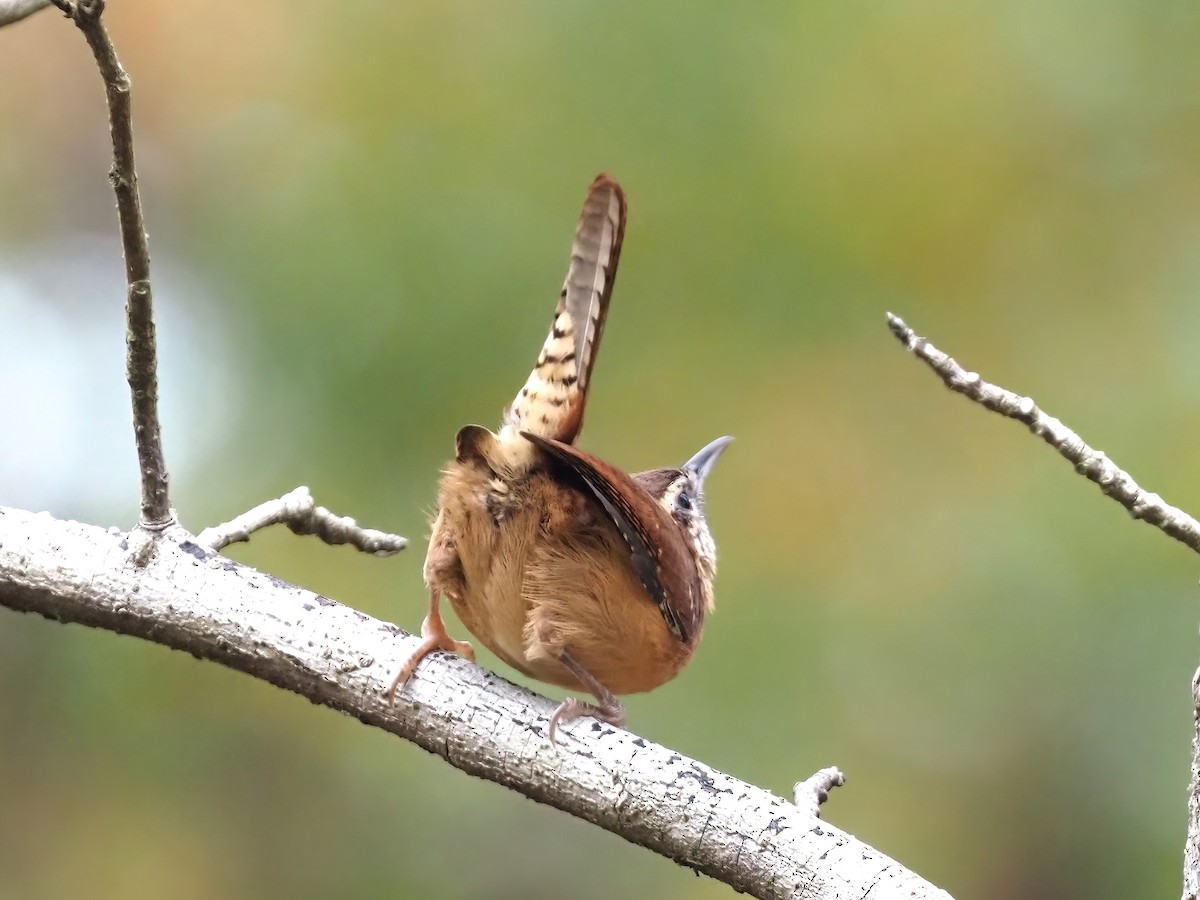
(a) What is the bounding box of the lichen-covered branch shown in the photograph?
[60,0,172,528]
[196,486,407,555]
[0,505,953,900]
[887,313,1200,555]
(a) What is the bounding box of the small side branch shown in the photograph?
[61,0,172,528]
[794,767,845,819]
[887,313,1200,555]
[196,486,407,556]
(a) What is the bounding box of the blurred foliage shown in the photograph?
[2,1,1200,897]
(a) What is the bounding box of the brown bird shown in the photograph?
[387,174,731,741]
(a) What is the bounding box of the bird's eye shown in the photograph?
[676,492,693,513]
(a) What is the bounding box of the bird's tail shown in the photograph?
[500,174,627,447]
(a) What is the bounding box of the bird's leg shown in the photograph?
[386,589,474,703]
[548,649,626,743]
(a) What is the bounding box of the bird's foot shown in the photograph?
[386,609,474,704]
[546,649,626,743]
[548,695,626,744]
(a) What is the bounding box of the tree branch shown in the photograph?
[887,311,1200,900]
[61,0,172,528]
[887,313,1200,554]
[196,486,407,555]
[0,505,954,900]
[10,5,948,893]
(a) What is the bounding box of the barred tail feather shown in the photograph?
[501,174,627,449]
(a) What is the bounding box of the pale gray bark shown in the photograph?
[794,767,846,819]
[0,504,953,900]
[195,486,406,554]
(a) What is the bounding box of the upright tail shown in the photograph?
[501,174,627,447]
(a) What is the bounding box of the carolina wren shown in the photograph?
[387,174,731,741]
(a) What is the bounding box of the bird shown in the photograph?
[387,174,731,742]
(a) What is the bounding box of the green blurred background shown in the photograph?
[2,1,1199,897]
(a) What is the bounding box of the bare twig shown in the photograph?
[0,505,955,900]
[0,0,50,27]
[887,313,1200,555]
[61,0,172,528]
[196,486,407,555]
[794,767,846,819]
[887,312,1200,899]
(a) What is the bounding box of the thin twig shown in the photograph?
[0,0,50,27]
[888,311,1200,899]
[196,486,407,555]
[887,312,1200,555]
[0,507,955,900]
[793,767,845,819]
[62,0,172,528]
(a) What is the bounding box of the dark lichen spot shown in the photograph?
[178,540,208,561]
[677,764,733,796]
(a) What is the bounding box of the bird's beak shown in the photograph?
[682,435,734,487]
